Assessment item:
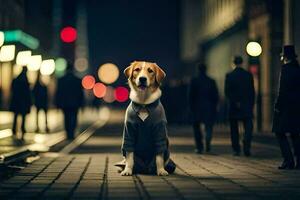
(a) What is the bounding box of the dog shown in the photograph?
[116,61,176,176]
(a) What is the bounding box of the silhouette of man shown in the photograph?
[33,73,49,133]
[55,63,83,140]
[189,63,219,153]
[10,66,32,140]
[225,56,255,156]
[273,45,300,169]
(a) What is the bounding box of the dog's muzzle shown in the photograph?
[138,77,147,90]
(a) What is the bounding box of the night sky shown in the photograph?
[87,0,180,80]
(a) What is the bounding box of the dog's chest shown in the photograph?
[137,108,149,121]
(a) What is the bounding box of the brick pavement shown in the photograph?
[1,123,300,200]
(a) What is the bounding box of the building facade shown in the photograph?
[180,0,286,132]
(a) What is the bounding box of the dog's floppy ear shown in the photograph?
[124,61,135,79]
[154,63,166,84]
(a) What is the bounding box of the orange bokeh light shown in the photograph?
[93,82,107,98]
[82,75,95,90]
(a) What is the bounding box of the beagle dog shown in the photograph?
[117,61,176,176]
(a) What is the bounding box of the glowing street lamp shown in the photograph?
[246,41,262,131]
[16,50,32,66]
[27,55,42,71]
[246,42,262,57]
[0,45,16,62]
[40,59,55,75]
[0,31,4,47]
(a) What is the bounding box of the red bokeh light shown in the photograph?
[60,26,77,43]
[82,75,95,90]
[114,86,129,102]
[93,83,107,98]
[249,65,258,75]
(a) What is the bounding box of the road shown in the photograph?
[0,117,300,200]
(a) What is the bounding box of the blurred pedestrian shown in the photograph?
[189,63,219,153]
[10,66,32,140]
[225,56,255,156]
[33,73,49,133]
[273,45,300,170]
[55,63,84,140]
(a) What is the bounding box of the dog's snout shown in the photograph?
[139,77,147,83]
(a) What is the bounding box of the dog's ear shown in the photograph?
[154,63,166,84]
[124,62,135,79]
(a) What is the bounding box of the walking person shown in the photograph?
[225,56,255,156]
[273,45,300,170]
[189,63,219,153]
[33,73,49,133]
[10,66,32,140]
[55,63,84,140]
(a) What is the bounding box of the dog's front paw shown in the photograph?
[121,167,133,176]
[157,168,169,176]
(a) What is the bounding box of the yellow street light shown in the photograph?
[98,63,119,84]
[16,50,32,65]
[0,45,16,62]
[27,55,42,71]
[40,59,55,75]
[246,42,262,57]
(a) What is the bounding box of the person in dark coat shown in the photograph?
[189,63,219,153]
[272,45,300,170]
[225,56,255,156]
[55,63,84,140]
[10,67,32,140]
[33,73,49,133]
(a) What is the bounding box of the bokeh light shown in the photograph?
[0,45,15,62]
[93,82,107,98]
[40,59,55,75]
[60,26,77,43]
[0,31,4,46]
[75,57,88,72]
[82,75,95,90]
[246,42,262,57]
[27,55,42,71]
[103,86,115,103]
[98,63,119,84]
[16,50,32,66]
[55,57,67,76]
[114,86,129,102]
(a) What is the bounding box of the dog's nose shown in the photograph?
[139,77,147,83]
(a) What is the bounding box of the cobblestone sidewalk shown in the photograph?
[1,152,300,200]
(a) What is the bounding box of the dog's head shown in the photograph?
[124,61,166,91]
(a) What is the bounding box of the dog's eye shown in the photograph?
[134,68,140,72]
[148,68,154,73]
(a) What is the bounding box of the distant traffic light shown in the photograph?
[60,26,77,43]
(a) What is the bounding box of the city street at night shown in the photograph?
[1,0,300,199]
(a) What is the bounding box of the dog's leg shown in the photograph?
[121,152,134,176]
[156,154,168,176]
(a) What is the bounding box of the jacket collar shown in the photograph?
[131,99,160,113]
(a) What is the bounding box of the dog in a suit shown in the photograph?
[116,61,176,176]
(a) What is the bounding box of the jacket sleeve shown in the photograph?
[121,121,136,156]
[249,74,255,106]
[188,79,196,110]
[78,79,84,107]
[224,74,231,100]
[154,121,168,154]
[212,80,219,106]
[275,67,288,111]
[55,79,62,108]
